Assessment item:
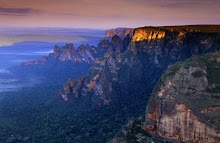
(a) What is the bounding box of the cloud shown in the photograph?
[0,34,87,46]
[122,0,220,7]
[0,7,40,15]
[154,0,220,8]
[0,0,219,28]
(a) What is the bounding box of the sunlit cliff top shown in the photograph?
[140,25,220,33]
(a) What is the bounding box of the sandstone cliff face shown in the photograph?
[106,28,133,38]
[145,53,220,143]
[132,27,166,42]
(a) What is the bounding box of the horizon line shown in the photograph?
[0,24,220,31]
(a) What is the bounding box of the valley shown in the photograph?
[0,25,219,143]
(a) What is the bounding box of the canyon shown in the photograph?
[59,26,220,105]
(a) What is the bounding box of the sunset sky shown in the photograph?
[0,0,220,29]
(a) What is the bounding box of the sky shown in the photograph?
[0,0,220,29]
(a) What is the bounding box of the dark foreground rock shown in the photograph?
[145,53,220,143]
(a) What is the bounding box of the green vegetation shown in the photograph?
[161,52,220,94]
[207,87,220,94]
[160,25,220,33]
[207,62,220,84]
[191,71,204,78]
[111,116,171,143]
[0,61,149,143]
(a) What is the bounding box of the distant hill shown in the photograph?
[105,28,133,38]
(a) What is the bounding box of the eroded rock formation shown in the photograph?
[22,42,107,66]
[58,35,129,102]
[59,76,85,101]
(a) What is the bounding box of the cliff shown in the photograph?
[145,53,220,143]
[61,25,220,105]
[110,53,220,143]
[105,28,133,38]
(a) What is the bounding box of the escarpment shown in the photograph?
[145,53,220,143]
[60,26,220,107]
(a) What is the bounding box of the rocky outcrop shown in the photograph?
[58,35,131,102]
[59,76,85,101]
[145,53,220,143]
[21,56,48,66]
[97,39,113,52]
[106,28,133,38]
[22,42,107,66]
[22,34,131,67]
[110,116,170,143]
